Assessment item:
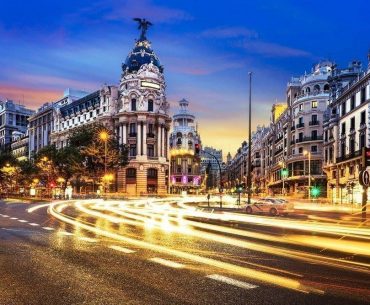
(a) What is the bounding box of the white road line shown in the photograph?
[78,237,98,243]
[42,227,55,231]
[28,223,39,226]
[10,217,18,220]
[149,257,185,269]
[109,245,135,254]
[18,220,28,223]
[58,231,74,236]
[2,215,9,217]
[206,274,258,289]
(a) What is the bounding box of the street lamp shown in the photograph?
[303,150,311,200]
[100,131,109,192]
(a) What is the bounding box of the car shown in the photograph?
[245,197,294,216]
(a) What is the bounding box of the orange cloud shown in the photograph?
[0,84,61,109]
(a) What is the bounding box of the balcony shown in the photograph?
[295,136,323,143]
[128,132,137,138]
[309,120,320,126]
[274,148,283,156]
[147,133,155,138]
[336,149,361,163]
[274,136,283,143]
[290,125,295,131]
[296,123,305,129]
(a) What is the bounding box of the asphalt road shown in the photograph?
[1,199,369,305]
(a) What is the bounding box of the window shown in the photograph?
[349,138,355,154]
[147,168,157,178]
[188,166,192,174]
[311,130,318,140]
[126,168,136,178]
[148,99,154,112]
[350,95,355,110]
[341,168,345,177]
[129,123,136,135]
[311,114,317,123]
[298,147,303,154]
[361,87,366,103]
[147,144,154,157]
[341,122,346,135]
[349,166,354,175]
[131,98,137,111]
[350,117,355,130]
[360,134,365,149]
[361,111,366,125]
[177,158,181,165]
[341,102,346,116]
[332,170,337,179]
[341,142,346,157]
[299,104,303,111]
[129,145,136,156]
[311,145,318,152]
[311,101,318,108]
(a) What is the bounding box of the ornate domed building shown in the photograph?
[115,19,171,195]
[169,99,202,194]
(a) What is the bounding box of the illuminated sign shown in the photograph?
[141,81,160,89]
[193,176,200,186]
[182,175,188,184]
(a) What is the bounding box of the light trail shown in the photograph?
[49,200,320,294]
[71,201,370,274]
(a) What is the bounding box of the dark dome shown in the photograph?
[122,38,163,74]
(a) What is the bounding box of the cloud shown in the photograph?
[0,84,61,109]
[240,40,311,57]
[201,27,258,39]
[105,0,192,23]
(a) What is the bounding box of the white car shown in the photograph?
[245,198,294,216]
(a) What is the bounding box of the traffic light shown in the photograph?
[310,186,320,197]
[362,147,370,168]
[195,143,200,155]
[49,182,56,188]
[281,168,288,177]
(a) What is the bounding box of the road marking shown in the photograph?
[78,237,98,243]
[149,257,185,269]
[28,223,39,226]
[2,215,9,217]
[109,245,135,254]
[58,231,74,236]
[206,274,258,289]
[42,227,55,231]
[18,220,28,223]
[10,217,18,220]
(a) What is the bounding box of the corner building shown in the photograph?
[115,28,171,195]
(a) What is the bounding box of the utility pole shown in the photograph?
[247,72,252,205]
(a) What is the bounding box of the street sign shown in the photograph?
[359,170,370,187]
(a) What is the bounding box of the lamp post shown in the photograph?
[247,72,252,205]
[100,131,109,193]
[304,150,311,200]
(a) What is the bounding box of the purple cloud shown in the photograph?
[240,40,311,57]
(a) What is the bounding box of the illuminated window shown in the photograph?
[311,101,318,108]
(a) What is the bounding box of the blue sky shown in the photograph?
[0,0,369,154]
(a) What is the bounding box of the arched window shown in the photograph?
[148,99,154,112]
[324,84,330,91]
[131,98,137,111]
[126,168,137,178]
[147,168,158,179]
[177,138,182,145]
[314,85,320,92]
[305,87,311,93]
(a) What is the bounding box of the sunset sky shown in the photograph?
[1,0,369,156]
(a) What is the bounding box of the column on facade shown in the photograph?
[157,124,161,157]
[122,124,127,144]
[161,125,164,157]
[143,122,147,155]
[119,124,123,145]
[137,122,142,156]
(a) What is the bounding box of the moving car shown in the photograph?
[245,197,294,216]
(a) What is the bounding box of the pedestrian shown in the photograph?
[207,193,211,207]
